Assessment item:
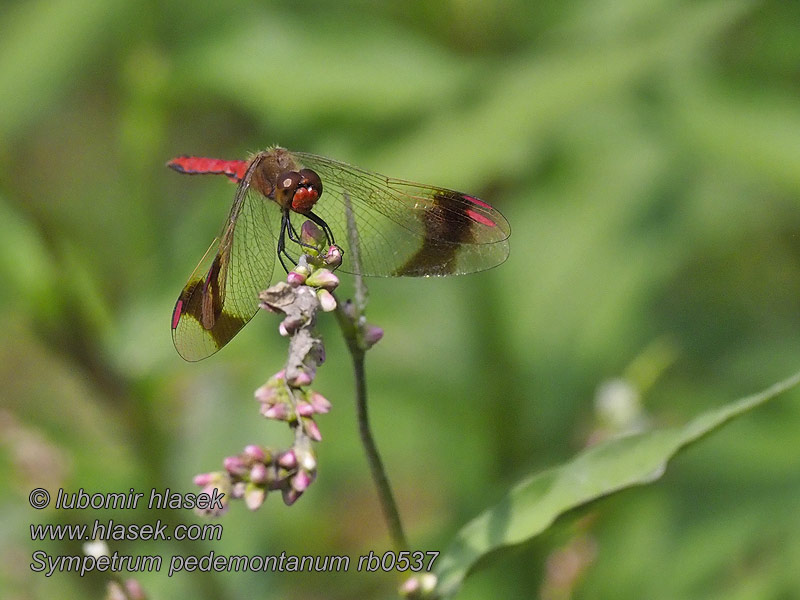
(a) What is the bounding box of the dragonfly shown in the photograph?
[168,147,511,361]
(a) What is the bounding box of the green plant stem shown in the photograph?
[348,336,408,551]
[334,305,407,549]
[335,189,407,550]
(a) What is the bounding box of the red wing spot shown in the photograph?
[466,209,496,227]
[172,300,183,329]
[463,194,492,210]
[291,188,320,213]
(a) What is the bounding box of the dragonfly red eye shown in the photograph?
[298,169,322,196]
[292,169,323,213]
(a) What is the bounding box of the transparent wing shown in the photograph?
[171,166,279,361]
[291,152,510,277]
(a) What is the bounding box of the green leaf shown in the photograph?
[431,370,800,598]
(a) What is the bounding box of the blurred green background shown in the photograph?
[2,0,800,598]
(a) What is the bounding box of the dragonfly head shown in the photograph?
[275,169,323,213]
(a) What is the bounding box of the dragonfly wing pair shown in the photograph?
[170,148,510,361]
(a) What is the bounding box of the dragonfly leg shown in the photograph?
[285,217,303,244]
[277,210,298,273]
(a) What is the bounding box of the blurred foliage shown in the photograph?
[1,0,799,599]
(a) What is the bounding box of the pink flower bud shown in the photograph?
[244,484,266,511]
[301,221,325,246]
[296,401,314,417]
[254,384,277,404]
[291,470,312,492]
[363,324,384,348]
[124,579,146,600]
[263,403,290,421]
[317,289,337,312]
[399,576,421,596]
[325,245,343,268]
[398,574,437,597]
[287,271,306,287]
[231,481,246,499]
[243,444,266,462]
[309,391,331,413]
[250,462,268,484]
[223,456,247,476]
[278,450,297,469]
[288,370,312,387]
[196,484,229,517]
[304,418,323,441]
[193,473,214,487]
[307,268,339,290]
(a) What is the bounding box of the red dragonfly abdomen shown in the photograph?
[167,156,249,183]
